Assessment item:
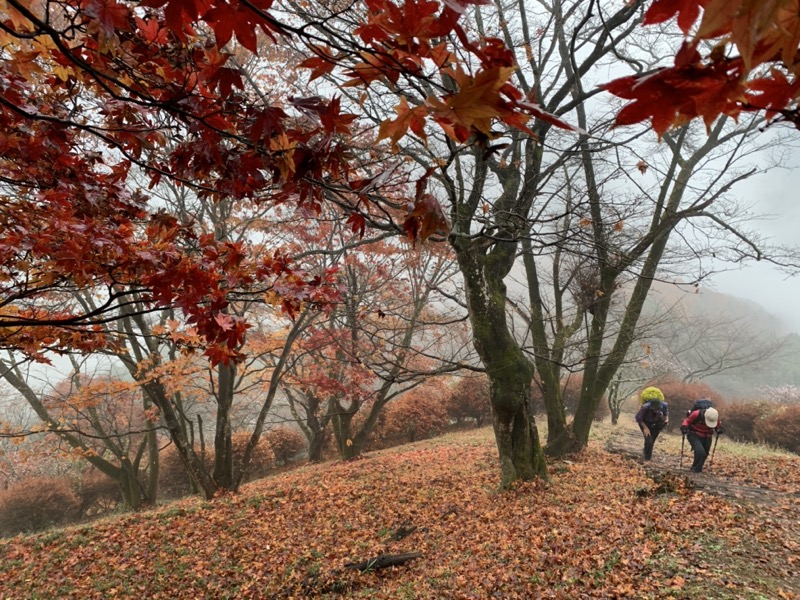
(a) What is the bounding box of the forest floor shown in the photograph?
[0,420,798,599]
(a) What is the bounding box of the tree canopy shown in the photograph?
[1,0,798,492]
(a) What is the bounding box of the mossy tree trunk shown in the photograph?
[451,209,547,486]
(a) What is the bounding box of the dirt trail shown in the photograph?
[606,426,800,597]
[605,426,800,506]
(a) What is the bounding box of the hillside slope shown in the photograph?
[1,426,798,599]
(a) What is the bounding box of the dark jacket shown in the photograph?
[635,400,669,429]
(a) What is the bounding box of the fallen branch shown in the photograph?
[344,552,423,572]
[388,523,417,542]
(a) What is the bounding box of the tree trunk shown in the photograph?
[213,361,236,489]
[488,365,546,487]
[332,401,359,460]
[453,246,547,487]
[143,380,218,499]
[308,428,326,462]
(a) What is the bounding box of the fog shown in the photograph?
[707,156,800,333]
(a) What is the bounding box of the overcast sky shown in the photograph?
[706,147,800,333]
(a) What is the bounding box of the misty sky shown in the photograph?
[707,149,800,333]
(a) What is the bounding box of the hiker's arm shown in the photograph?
[635,407,650,436]
[680,410,697,434]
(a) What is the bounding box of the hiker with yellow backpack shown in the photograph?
[635,386,669,460]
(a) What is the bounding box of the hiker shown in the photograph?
[635,387,669,460]
[681,402,724,473]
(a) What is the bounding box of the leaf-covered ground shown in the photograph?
[1,424,798,599]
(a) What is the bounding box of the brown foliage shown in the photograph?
[724,401,776,445]
[380,388,449,444]
[262,427,305,465]
[447,376,492,427]
[754,405,800,454]
[0,477,81,536]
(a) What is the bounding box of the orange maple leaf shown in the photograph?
[425,65,517,141]
[378,96,428,149]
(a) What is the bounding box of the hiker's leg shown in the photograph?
[698,437,712,471]
[688,433,707,472]
[644,427,660,460]
[643,433,654,460]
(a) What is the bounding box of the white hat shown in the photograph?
[704,407,719,428]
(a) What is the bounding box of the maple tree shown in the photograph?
[0,357,160,508]
[0,0,360,367]
[0,0,546,491]
[282,221,470,461]
[298,0,788,476]
[606,0,800,135]
[0,0,547,362]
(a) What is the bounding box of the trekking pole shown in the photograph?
[708,431,720,469]
[679,433,685,470]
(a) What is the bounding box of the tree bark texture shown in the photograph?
[453,247,547,487]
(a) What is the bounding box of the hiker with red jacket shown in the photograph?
[635,387,669,460]
[681,402,725,473]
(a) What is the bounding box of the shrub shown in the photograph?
[754,405,800,454]
[447,376,492,427]
[0,476,81,536]
[232,432,276,480]
[158,445,210,499]
[263,427,305,465]
[76,470,123,517]
[723,401,776,444]
[381,387,449,445]
[653,380,725,432]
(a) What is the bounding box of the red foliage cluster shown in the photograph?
[606,0,800,134]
